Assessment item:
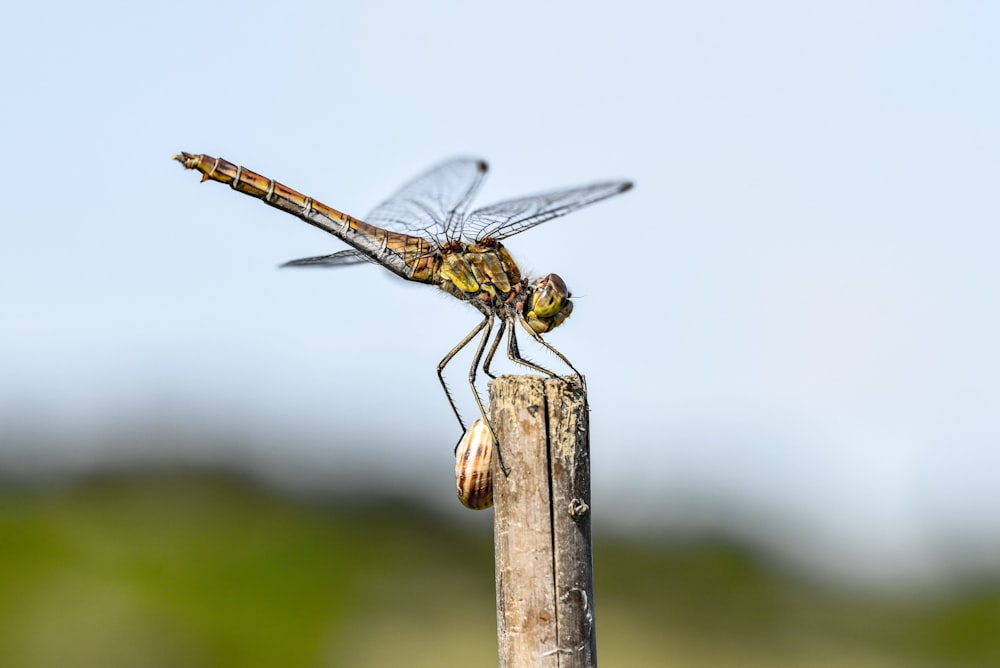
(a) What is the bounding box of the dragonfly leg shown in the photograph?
[438,314,491,432]
[482,319,507,379]
[510,313,582,380]
[465,315,512,475]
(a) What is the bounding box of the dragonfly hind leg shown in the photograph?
[437,314,491,433]
[439,313,510,475]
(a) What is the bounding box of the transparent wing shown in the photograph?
[365,157,489,244]
[281,249,376,268]
[463,181,633,242]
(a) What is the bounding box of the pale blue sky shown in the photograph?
[1,1,997,587]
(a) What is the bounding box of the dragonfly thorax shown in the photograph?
[437,240,523,307]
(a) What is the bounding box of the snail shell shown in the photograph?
[455,419,494,510]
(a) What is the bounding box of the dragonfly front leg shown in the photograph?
[510,312,582,380]
[504,319,559,378]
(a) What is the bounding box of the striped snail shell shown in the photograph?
[455,419,494,510]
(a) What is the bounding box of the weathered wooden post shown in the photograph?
[489,375,595,668]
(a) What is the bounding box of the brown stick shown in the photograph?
[490,375,596,668]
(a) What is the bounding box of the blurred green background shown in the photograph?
[2,468,997,668]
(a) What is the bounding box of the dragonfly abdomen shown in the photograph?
[174,152,438,282]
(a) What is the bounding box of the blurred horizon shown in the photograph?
[3,412,998,595]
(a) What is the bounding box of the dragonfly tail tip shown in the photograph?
[172,152,198,169]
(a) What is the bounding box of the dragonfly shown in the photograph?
[174,152,633,457]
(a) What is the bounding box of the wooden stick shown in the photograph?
[490,375,596,668]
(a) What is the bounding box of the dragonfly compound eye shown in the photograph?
[525,273,573,333]
[530,273,569,318]
[455,419,494,510]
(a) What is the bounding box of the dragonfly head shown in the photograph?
[524,273,573,334]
